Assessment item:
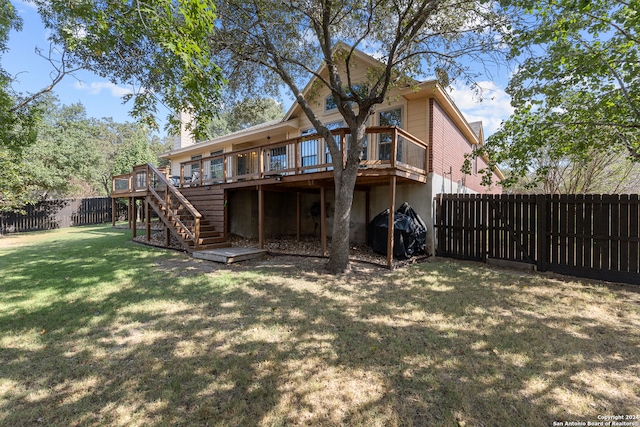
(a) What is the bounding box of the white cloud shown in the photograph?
[14,0,37,10]
[74,81,133,98]
[448,81,514,137]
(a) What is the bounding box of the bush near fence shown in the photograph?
[0,198,128,234]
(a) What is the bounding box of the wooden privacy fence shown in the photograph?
[435,194,640,285]
[0,197,127,234]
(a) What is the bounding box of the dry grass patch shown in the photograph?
[1,225,639,426]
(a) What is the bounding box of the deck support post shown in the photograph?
[258,186,265,249]
[128,197,133,229]
[132,198,137,239]
[165,227,170,247]
[321,186,327,257]
[387,176,397,269]
[145,197,151,242]
[111,198,116,227]
[296,192,301,242]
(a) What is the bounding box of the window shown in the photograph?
[210,150,223,180]
[325,95,337,112]
[324,121,343,168]
[301,139,318,170]
[237,154,247,176]
[190,155,202,181]
[269,146,287,171]
[378,108,402,161]
[324,85,367,113]
[301,122,343,170]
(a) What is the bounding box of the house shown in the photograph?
[111,47,503,266]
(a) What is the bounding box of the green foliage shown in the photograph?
[206,97,284,139]
[112,130,158,175]
[21,95,103,198]
[480,0,640,188]
[1,93,169,210]
[34,0,225,138]
[0,2,42,210]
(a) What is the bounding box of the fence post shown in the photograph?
[536,194,548,272]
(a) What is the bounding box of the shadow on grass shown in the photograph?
[1,226,639,426]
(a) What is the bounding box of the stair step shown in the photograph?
[148,186,228,253]
[178,231,221,240]
[188,236,228,246]
[192,242,232,251]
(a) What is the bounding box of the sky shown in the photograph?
[5,0,514,139]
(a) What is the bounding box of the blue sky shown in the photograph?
[6,1,159,128]
[5,0,514,139]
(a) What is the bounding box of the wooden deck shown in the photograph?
[111,126,430,267]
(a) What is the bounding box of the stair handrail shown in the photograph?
[148,185,199,242]
[148,164,201,219]
[147,163,202,247]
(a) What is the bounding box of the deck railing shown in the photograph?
[112,126,428,194]
[178,127,428,187]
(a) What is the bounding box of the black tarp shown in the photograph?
[367,202,427,259]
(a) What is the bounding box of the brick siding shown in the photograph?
[429,99,499,194]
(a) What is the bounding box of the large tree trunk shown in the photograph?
[325,163,359,274]
[324,126,365,274]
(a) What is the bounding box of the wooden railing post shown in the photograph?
[180,164,185,187]
[295,137,300,174]
[259,146,265,179]
[223,154,228,183]
[390,127,398,168]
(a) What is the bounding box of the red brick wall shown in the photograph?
[429,99,500,194]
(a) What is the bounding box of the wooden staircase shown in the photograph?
[145,164,230,253]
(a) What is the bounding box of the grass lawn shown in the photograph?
[1,224,639,426]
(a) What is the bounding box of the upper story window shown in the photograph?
[325,95,338,112]
[378,108,403,161]
[324,85,367,113]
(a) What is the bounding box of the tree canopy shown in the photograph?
[477,0,640,187]
[32,0,225,138]
[1,93,170,211]
[206,97,284,139]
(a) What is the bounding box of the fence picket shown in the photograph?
[436,193,639,286]
[1,198,127,234]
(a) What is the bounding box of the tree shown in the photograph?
[32,0,225,137]
[504,147,640,195]
[0,0,43,210]
[206,97,284,138]
[21,96,104,199]
[112,129,160,176]
[477,0,639,188]
[93,119,171,195]
[213,0,508,273]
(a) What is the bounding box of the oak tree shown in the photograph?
[213,0,508,272]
